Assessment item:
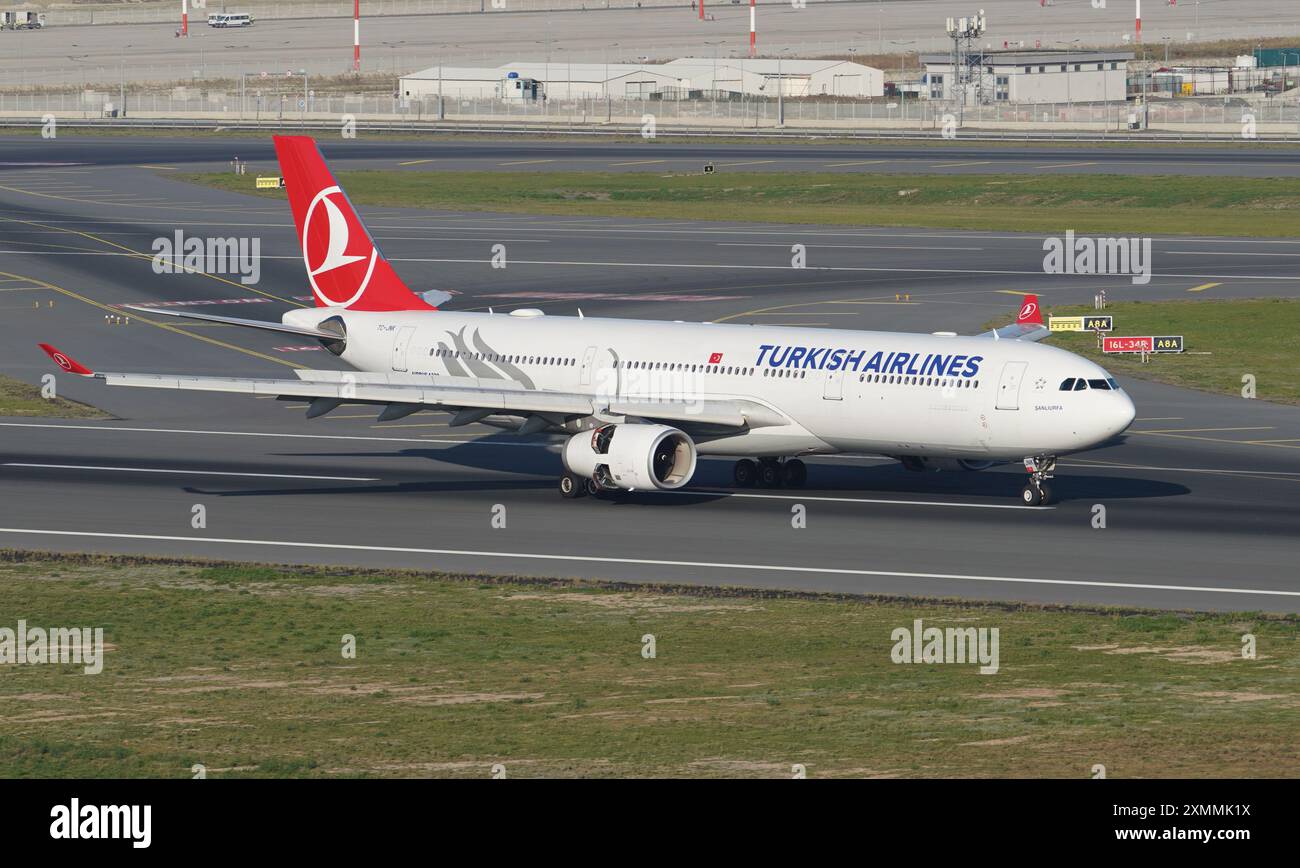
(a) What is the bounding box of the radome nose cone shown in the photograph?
[1116,392,1137,435]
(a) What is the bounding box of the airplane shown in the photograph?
[38,135,1135,506]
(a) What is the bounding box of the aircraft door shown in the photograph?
[391,326,416,372]
[579,345,598,385]
[995,360,1028,410]
[592,348,621,401]
[823,367,844,401]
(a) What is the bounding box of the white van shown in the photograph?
[207,13,222,26]
[211,13,254,27]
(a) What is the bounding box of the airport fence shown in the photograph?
[5,90,1299,132]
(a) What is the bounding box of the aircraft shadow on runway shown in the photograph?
[179,438,1189,504]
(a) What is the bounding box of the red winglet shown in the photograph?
[1016,294,1044,326]
[38,344,94,376]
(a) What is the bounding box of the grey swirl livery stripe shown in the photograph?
[432,327,539,390]
[449,326,502,380]
[434,341,469,377]
[471,328,536,389]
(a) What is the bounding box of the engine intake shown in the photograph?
[563,424,697,491]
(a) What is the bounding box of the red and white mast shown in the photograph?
[1135,0,1142,44]
[749,0,756,56]
[353,0,361,72]
[181,0,188,36]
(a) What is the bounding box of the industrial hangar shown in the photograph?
[399,57,885,102]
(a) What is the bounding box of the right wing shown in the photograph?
[976,293,1052,343]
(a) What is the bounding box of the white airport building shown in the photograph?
[919,49,1133,105]
[399,58,884,102]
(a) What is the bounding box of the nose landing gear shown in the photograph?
[1021,455,1057,506]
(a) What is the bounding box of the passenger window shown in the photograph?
[1060,378,1076,391]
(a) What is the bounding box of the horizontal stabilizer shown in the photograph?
[122,305,338,339]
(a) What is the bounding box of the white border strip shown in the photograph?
[0,528,1293,600]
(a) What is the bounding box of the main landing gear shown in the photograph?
[734,457,807,489]
[559,473,601,498]
[1021,455,1057,506]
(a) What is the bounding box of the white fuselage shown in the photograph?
[283,307,1136,461]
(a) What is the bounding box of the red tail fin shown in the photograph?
[1016,294,1043,326]
[273,135,434,312]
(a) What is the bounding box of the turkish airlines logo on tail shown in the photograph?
[302,186,377,308]
[50,352,74,372]
[1017,298,1041,324]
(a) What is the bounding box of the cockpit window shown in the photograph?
[1073,379,1087,391]
[1087,379,1111,390]
[1106,378,1119,390]
[1059,378,1076,391]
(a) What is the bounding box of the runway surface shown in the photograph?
[0,137,1297,612]
[6,0,1298,85]
[4,135,1300,178]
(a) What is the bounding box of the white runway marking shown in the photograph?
[717,242,984,251]
[2,462,379,482]
[0,528,1293,600]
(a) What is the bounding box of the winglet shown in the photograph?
[38,344,95,376]
[1016,294,1044,326]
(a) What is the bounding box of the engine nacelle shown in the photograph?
[563,424,697,491]
[899,456,996,473]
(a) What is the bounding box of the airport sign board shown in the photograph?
[1103,336,1153,353]
[1050,315,1113,332]
[1103,335,1184,354]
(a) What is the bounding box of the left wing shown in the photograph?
[37,345,787,432]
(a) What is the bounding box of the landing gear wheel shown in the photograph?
[1021,454,1058,506]
[782,458,807,488]
[584,478,602,497]
[758,459,782,488]
[733,459,758,488]
[559,474,585,498]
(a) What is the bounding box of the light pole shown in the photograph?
[877,1,883,55]
[704,39,723,96]
[436,42,461,120]
[776,46,791,127]
[118,43,132,118]
[604,42,618,121]
[1057,38,1079,109]
[891,39,916,105]
[381,40,403,75]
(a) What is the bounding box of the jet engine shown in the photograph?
[563,424,697,491]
